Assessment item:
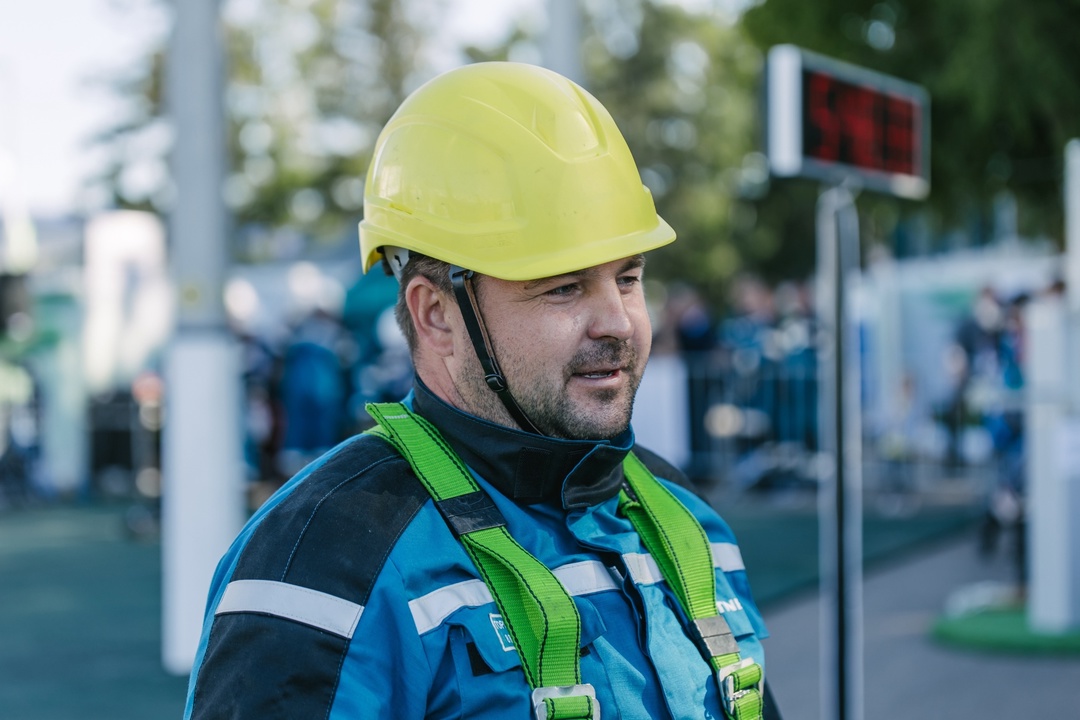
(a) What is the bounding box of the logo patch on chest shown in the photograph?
[489,613,516,652]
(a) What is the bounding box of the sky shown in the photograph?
[0,0,540,218]
[0,0,169,217]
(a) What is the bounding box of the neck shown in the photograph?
[410,377,633,508]
[413,354,523,433]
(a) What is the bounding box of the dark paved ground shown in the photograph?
[0,505,188,720]
[763,534,1080,719]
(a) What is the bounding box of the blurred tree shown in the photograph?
[742,0,1080,249]
[583,2,779,308]
[88,0,438,261]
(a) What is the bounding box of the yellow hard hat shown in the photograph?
[359,62,675,281]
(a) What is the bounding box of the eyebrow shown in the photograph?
[524,254,646,290]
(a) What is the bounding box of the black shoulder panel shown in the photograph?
[229,434,425,601]
[191,614,349,719]
[190,434,426,719]
[633,443,694,491]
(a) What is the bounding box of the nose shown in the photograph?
[587,281,637,342]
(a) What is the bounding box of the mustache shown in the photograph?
[566,340,638,375]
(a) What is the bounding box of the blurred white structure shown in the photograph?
[1025,140,1080,633]
[857,247,1059,439]
[0,146,38,274]
[161,0,244,676]
[1025,297,1080,633]
[631,355,690,470]
[83,211,172,395]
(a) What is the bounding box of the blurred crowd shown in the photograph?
[0,260,1064,565]
[233,271,825,504]
[237,269,412,505]
[654,275,819,489]
[648,268,1064,577]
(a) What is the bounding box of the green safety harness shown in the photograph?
[367,402,763,720]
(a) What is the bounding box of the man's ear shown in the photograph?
[405,276,455,357]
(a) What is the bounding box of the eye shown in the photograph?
[617,273,643,290]
[545,282,579,297]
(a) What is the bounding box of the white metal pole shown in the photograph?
[161,0,244,675]
[542,0,584,86]
[1024,297,1080,632]
[1065,140,1080,319]
[1025,141,1080,633]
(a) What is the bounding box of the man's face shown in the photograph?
[453,255,652,440]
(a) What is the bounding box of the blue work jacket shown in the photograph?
[185,380,769,719]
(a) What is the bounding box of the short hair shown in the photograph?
[387,253,452,355]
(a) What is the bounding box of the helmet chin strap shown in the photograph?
[449,265,544,436]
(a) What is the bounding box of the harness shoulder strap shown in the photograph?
[366,402,597,720]
[367,401,762,720]
[620,453,764,720]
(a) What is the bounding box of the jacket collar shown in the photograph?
[411,377,633,509]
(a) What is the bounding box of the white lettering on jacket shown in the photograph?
[717,598,745,614]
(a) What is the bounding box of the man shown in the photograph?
[185,62,779,719]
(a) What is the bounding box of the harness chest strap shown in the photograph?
[619,453,764,719]
[366,402,762,720]
[366,402,596,720]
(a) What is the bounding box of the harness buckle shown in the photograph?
[532,683,600,720]
[717,658,763,719]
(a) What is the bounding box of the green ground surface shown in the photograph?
[726,501,981,606]
[933,607,1080,655]
[0,499,979,720]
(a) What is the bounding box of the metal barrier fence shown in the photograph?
[681,350,1006,517]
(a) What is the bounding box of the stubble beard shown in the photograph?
[456,339,644,440]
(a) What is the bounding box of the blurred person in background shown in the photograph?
[941,285,1003,469]
[276,306,351,478]
[978,290,1029,584]
[771,280,816,457]
[656,282,717,481]
[342,269,415,432]
[184,62,779,720]
[236,326,285,509]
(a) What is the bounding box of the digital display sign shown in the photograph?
[766,45,929,199]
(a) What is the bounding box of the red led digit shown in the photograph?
[808,72,840,161]
[885,96,914,174]
[839,85,880,169]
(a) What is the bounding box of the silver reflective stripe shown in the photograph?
[408,545,744,636]
[623,552,664,585]
[215,579,364,639]
[624,542,746,586]
[410,579,493,635]
[409,560,618,635]
[553,560,619,597]
[711,542,746,572]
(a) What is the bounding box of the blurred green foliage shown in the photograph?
[584,3,773,310]
[90,0,1080,314]
[91,0,431,261]
[743,0,1080,248]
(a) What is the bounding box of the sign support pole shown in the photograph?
[816,185,864,720]
[765,45,925,719]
